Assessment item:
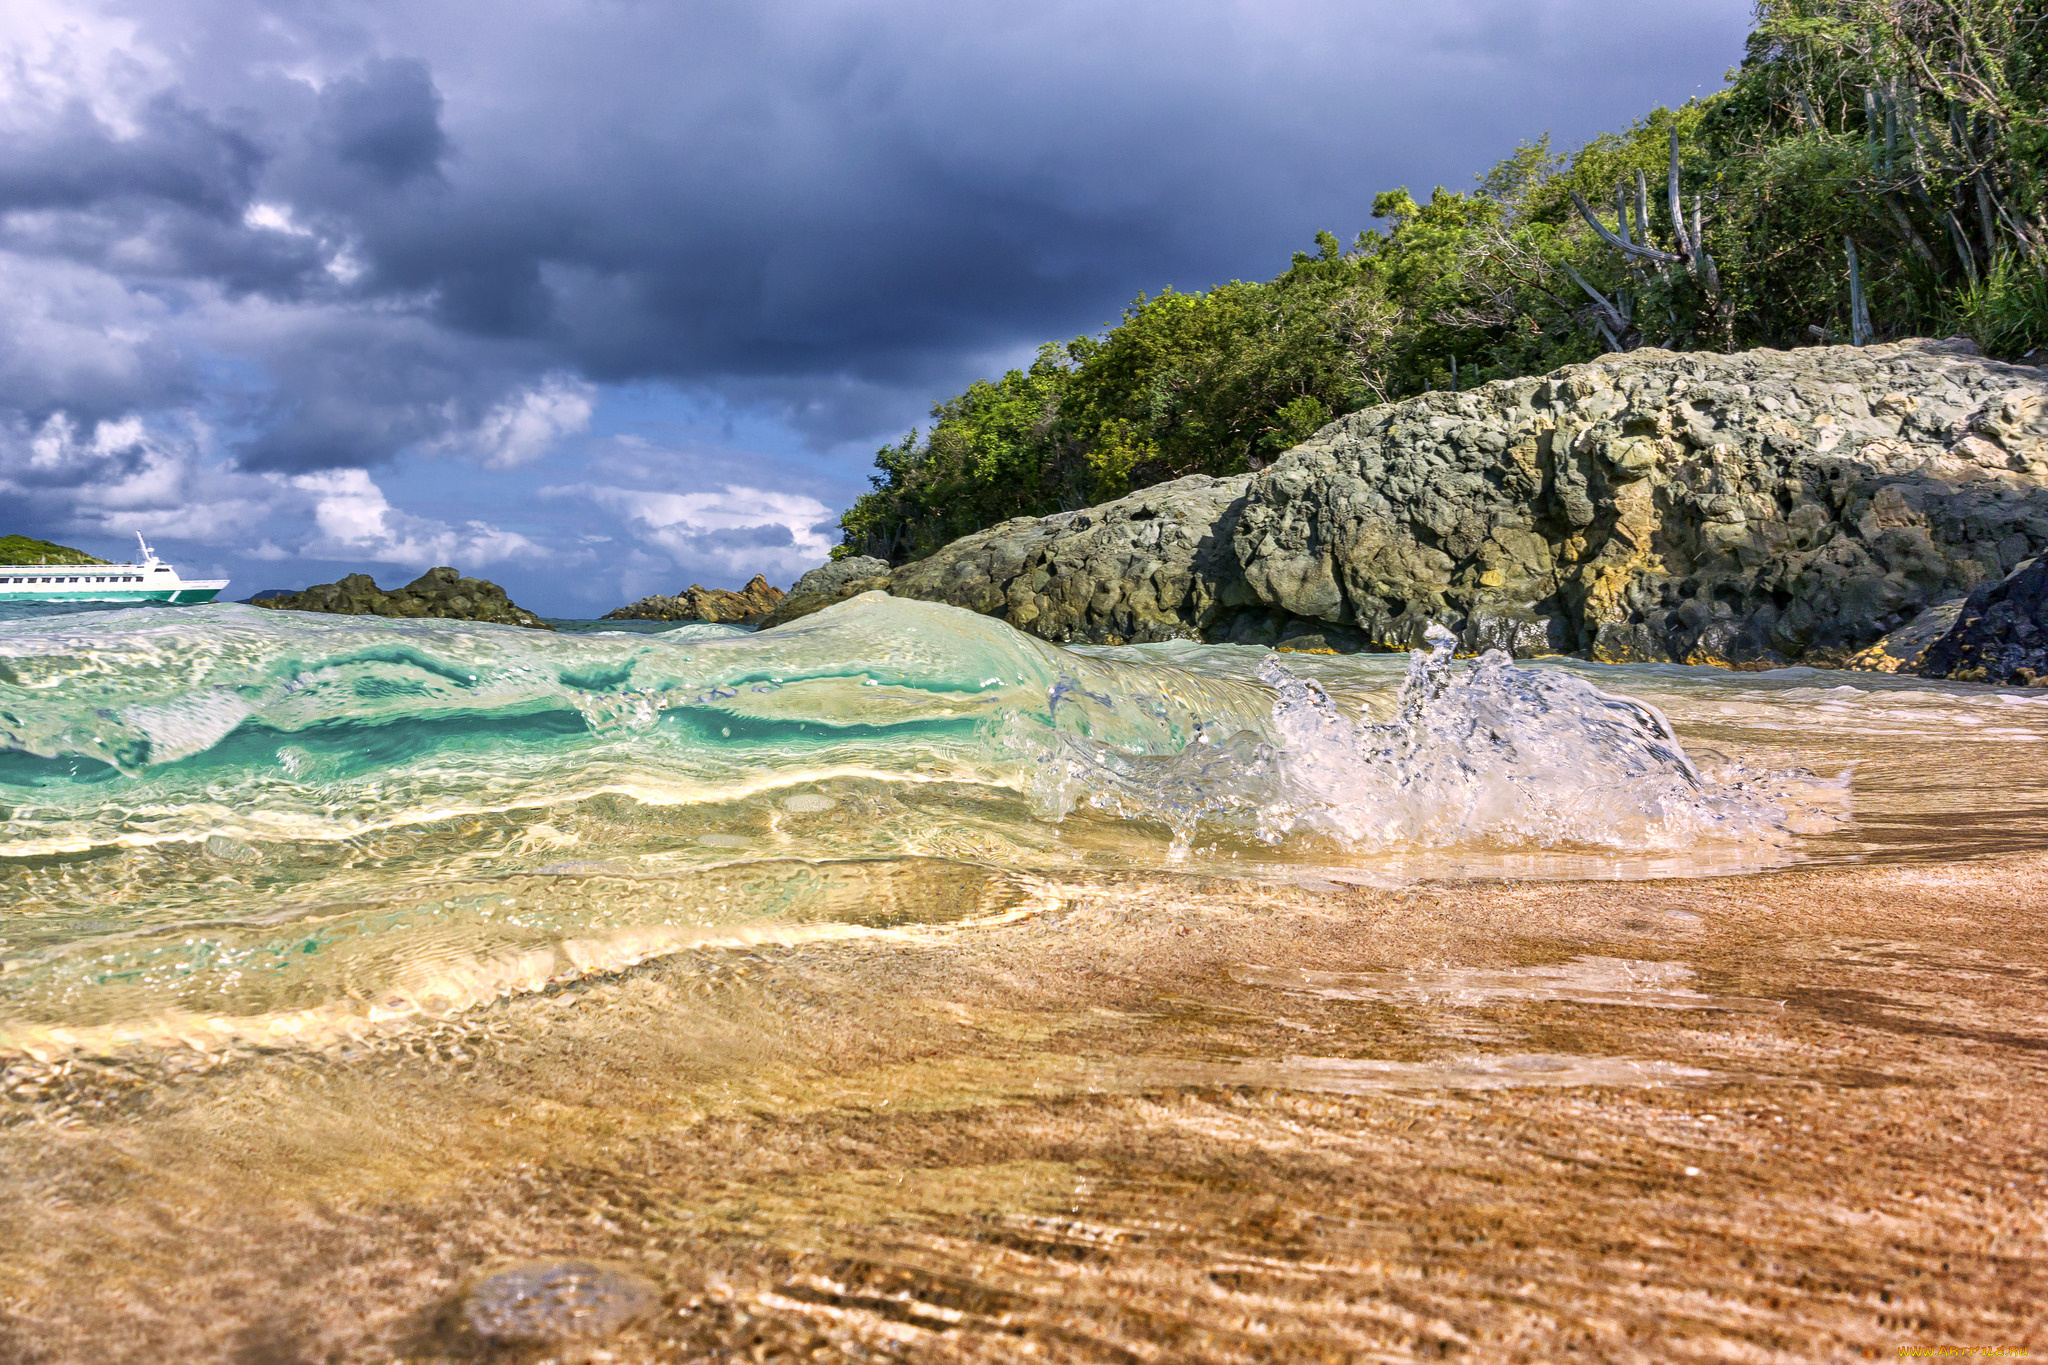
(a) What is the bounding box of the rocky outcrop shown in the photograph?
[603,575,783,623]
[1916,557,2048,684]
[793,557,892,597]
[878,340,2048,666]
[883,475,1266,644]
[252,566,551,629]
[1842,595,1968,673]
[754,557,892,630]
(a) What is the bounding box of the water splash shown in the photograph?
[1031,625,1845,857]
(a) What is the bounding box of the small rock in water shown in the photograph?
[203,833,259,863]
[463,1260,657,1341]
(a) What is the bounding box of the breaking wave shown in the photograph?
[0,594,1862,1047]
[0,598,1834,863]
[1033,624,1845,858]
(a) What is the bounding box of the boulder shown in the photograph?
[886,475,1258,645]
[792,556,891,597]
[1232,339,2048,665]
[752,556,894,630]
[252,566,551,629]
[1843,594,1968,673]
[1916,557,2048,684]
[603,575,783,623]
[877,340,2048,666]
[754,579,892,631]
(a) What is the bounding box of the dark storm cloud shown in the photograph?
[2,0,1753,481]
[0,93,259,219]
[315,58,446,188]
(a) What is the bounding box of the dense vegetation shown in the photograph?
[841,0,2046,563]
[0,536,106,565]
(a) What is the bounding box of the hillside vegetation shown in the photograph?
[0,536,108,566]
[840,0,2047,562]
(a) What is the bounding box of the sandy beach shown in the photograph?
[4,850,2044,1362]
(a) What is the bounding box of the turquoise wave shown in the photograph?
[0,593,1271,856]
[1,592,1849,1050]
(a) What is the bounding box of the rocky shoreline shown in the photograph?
[777,339,2048,681]
[239,341,2048,683]
[251,566,552,629]
[603,574,783,624]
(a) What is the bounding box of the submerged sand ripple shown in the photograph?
[2,853,2045,1361]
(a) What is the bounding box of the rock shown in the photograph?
[879,339,2048,665]
[1232,339,2048,665]
[1916,557,2048,684]
[1844,594,1968,673]
[463,1260,657,1342]
[603,574,783,623]
[251,566,551,629]
[792,556,891,597]
[753,556,895,630]
[885,474,1258,644]
[753,577,892,631]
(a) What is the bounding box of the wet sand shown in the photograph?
[3,852,2046,1362]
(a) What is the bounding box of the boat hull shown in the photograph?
[0,586,226,604]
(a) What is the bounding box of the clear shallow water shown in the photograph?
[2,592,2045,1057]
[7,595,2048,1362]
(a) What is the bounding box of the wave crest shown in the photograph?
[1028,625,1844,857]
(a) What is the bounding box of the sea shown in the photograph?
[3,594,2046,1359]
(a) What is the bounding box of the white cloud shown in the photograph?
[292,467,544,567]
[0,0,168,136]
[565,482,835,582]
[426,372,596,469]
[3,408,550,573]
[242,202,312,236]
[2,410,284,543]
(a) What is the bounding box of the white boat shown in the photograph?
[0,534,229,605]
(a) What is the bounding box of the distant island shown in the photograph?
[252,567,552,629]
[0,536,109,566]
[603,575,784,624]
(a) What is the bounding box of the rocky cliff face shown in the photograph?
[882,340,2048,665]
[603,575,783,623]
[253,567,551,629]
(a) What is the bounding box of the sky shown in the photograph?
[1,0,1754,616]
